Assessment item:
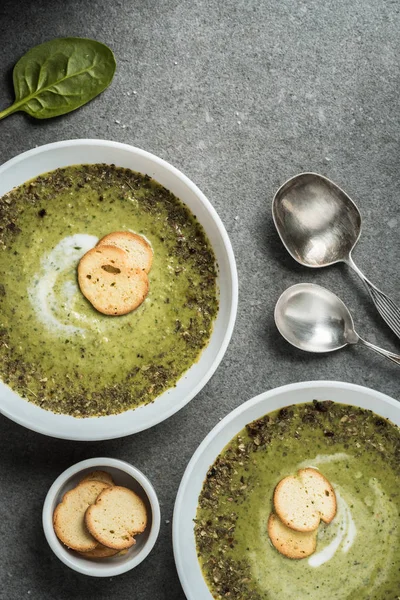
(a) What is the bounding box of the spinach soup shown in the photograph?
[195,401,400,599]
[0,164,218,417]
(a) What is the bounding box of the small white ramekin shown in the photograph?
[43,457,160,577]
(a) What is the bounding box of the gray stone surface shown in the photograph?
[0,1,399,598]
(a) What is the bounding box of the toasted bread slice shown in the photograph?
[80,471,114,486]
[268,513,317,559]
[85,486,147,550]
[53,480,111,551]
[78,543,120,558]
[274,468,336,532]
[97,231,153,273]
[78,245,149,316]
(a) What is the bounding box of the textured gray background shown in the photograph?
[0,1,399,598]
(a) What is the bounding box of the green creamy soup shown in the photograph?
[196,401,400,600]
[0,164,218,416]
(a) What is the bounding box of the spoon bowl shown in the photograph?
[275,283,400,366]
[275,283,357,353]
[272,172,361,267]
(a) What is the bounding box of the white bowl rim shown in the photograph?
[42,457,161,577]
[172,380,400,599]
[0,139,238,440]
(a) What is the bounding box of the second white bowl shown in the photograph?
[173,381,400,599]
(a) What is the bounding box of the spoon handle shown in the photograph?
[358,337,400,366]
[347,256,400,340]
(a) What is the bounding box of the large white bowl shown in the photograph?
[173,380,400,600]
[0,140,238,440]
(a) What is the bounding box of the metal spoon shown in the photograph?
[275,283,400,366]
[272,172,400,340]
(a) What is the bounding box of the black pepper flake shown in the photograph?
[313,399,333,412]
[302,412,316,423]
[7,222,19,232]
[324,430,335,437]
[278,407,293,420]
[38,209,47,217]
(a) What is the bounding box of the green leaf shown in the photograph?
[0,37,116,121]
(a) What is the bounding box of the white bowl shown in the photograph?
[0,139,238,440]
[172,380,400,600]
[43,457,160,577]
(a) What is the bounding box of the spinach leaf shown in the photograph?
[0,38,116,121]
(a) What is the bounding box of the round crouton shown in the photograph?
[97,231,153,273]
[78,245,149,315]
[268,512,317,559]
[85,486,147,550]
[274,468,336,532]
[53,480,111,551]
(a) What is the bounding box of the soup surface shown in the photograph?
[196,401,400,599]
[0,164,218,416]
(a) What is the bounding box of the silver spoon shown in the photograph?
[272,172,400,340]
[275,283,400,366]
